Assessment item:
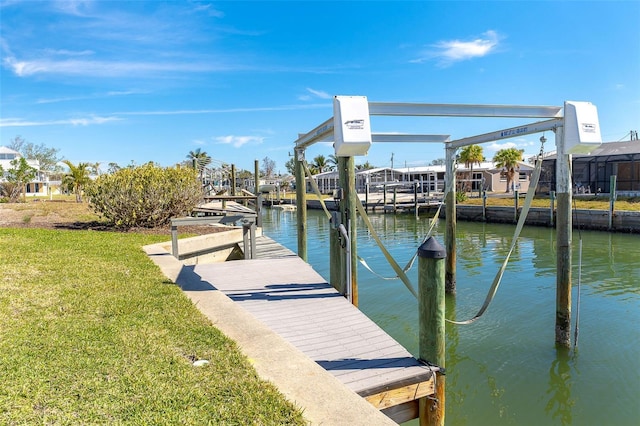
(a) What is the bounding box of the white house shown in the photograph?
[309,161,535,195]
[0,146,49,196]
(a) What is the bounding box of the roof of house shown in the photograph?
[544,140,640,160]
[0,146,20,155]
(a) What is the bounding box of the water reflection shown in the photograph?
[545,349,576,425]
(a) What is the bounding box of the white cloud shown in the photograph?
[306,88,331,99]
[3,55,220,78]
[0,115,121,127]
[214,135,265,148]
[486,141,517,152]
[413,30,502,67]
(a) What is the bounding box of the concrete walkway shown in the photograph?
[143,241,397,426]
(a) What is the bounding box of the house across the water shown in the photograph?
[310,162,536,195]
[540,140,640,196]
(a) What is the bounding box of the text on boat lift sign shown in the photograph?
[333,95,372,157]
[564,101,602,154]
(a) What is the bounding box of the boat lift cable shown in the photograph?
[447,138,545,325]
[572,197,583,350]
[355,197,419,298]
[301,160,332,221]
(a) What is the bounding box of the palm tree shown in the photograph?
[327,154,338,171]
[355,161,375,171]
[186,148,212,181]
[312,155,328,174]
[62,160,91,202]
[493,148,524,193]
[459,144,484,192]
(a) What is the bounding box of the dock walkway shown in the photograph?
[145,234,437,424]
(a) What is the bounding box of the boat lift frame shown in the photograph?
[294,100,577,348]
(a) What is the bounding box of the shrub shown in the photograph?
[86,163,202,228]
[456,190,467,203]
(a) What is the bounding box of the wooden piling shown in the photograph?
[414,181,419,219]
[445,145,457,295]
[609,175,617,230]
[550,191,555,227]
[555,126,572,348]
[417,237,446,426]
[294,149,307,262]
[231,164,236,196]
[338,157,358,306]
[329,213,345,295]
[253,159,260,200]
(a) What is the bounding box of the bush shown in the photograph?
[86,163,202,228]
[456,190,468,203]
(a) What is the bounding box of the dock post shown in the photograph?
[555,126,572,348]
[393,187,397,213]
[514,189,519,223]
[254,159,260,197]
[383,184,387,213]
[550,191,555,227]
[414,181,419,219]
[231,164,236,196]
[445,144,457,295]
[294,149,308,261]
[608,175,617,230]
[329,211,345,295]
[365,183,369,213]
[338,156,358,306]
[482,189,487,222]
[417,237,446,426]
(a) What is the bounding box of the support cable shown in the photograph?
[572,197,583,350]
[358,159,457,280]
[355,197,418,298]
[447,138,545,325]
[300,160,332,221]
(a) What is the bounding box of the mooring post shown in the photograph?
[608,175,617,230]
[254,160,260,197]
[329,211,345,295]
[393,187,397,213]
[445,144,457,295]
[555,126,572,348]
[414,181,419,219]
[482,189,487,222]
[550,191,556,227]
[294,149,308,261]
[231,164,236,196]
[365,182,369,213]
[338,156,358,306]
[383,184,387,214]
[514,189,519,223]
[417,237,446,426]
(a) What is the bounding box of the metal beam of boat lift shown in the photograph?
[295,102,565,150]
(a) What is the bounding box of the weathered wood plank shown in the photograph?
[192,255,437,410]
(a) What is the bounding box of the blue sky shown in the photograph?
[1,0,639,173]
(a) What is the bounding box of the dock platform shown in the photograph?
[145,234,438,424]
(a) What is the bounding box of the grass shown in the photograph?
[458,194,640,211]
[0,227,305,425]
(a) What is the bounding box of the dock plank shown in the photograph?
[191,256,437,399]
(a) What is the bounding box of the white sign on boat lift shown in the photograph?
[563,101,602,154]
[333,95,372,157]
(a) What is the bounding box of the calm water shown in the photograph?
[261,207,640,426]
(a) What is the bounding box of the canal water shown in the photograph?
[261,207,639,426]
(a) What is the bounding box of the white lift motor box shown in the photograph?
[333,95,372,157]
[564,101,602,154]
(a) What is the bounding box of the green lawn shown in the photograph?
[0,228,305,425]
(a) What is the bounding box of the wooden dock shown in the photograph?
[182,235,438,423]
